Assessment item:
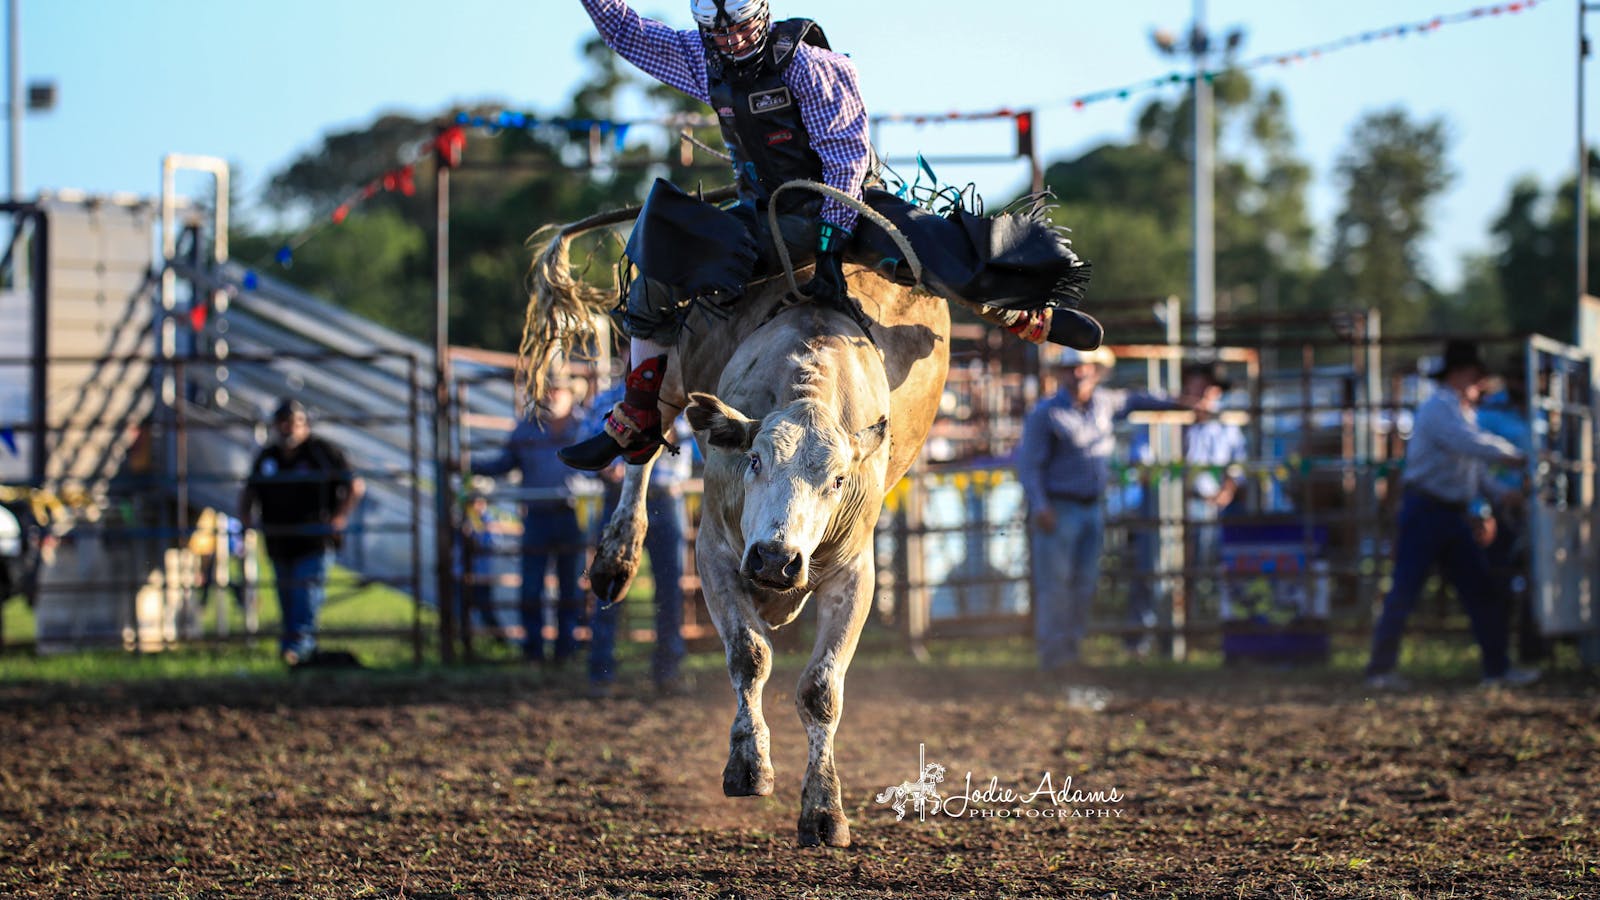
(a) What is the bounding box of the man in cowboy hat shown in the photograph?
[1016,346,1184,674]
[1364,339,1539,689]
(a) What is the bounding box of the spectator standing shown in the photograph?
[1364,340,1539,689]
[1180,362,1248,607]
[1015,347,1182,673]
[239,399,365,667]
[471,377,594,665]
[1475,357,1546,665]
[586,379,694,697]
[457,493,506,637]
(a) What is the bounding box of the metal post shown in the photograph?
[434,152,457,664]
[408,354,424,667]
[7,0,19,200]
[1581,1,1590,325]
[1193,0,1216,350]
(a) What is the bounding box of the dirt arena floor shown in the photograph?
[2,655,1597,899]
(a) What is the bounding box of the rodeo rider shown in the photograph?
[561,0,1105,472]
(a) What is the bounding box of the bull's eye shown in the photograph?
[749,453,761,475]
[832,474,846,491]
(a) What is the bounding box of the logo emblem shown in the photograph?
[717,106,735,118]
[748,86,792,115]
[765,129,793,146]
[261,459,278,478]
[873,744,946,822]
[773,34,796,56]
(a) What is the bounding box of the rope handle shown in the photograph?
[765,180,923,296]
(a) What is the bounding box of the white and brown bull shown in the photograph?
[522,218,949,847]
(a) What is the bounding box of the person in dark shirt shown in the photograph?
[239,398,365,666]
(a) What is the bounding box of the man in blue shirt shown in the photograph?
[1181,362,1248,609]
[1015,347,1181,673]
[1365,340,1538,689]
[585,377,695,697]
[471,378,595,665]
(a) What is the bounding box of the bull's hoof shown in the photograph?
[722,755,775,797]
[587,555,638,605]
[797,809,851,848]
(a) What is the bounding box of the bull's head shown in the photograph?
[687,392,889,593]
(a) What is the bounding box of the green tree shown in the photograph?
[1485,158,1600,343]
[1039,69,1316,323]
[1315,108,1453,335]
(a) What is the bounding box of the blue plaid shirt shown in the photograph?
[580,0,871,231]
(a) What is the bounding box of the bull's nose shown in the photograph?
[743,541,806,589]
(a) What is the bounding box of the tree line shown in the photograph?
[231,54,1597,354]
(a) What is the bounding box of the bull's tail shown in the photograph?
[516,218,627,415]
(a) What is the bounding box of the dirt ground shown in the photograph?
[2,657,1597,899]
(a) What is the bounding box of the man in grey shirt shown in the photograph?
[1365,340,1538,689]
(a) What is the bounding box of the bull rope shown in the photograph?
[518,181,923,411]
[765,179,923,297]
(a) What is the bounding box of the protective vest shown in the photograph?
[706,19,832,210]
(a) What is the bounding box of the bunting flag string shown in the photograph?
[238,131,449,292]
[1050,0,1541,112]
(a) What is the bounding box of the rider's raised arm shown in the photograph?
[787,43,870,234]
[580,0,712,104]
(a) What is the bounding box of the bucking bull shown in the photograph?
[519,197,949,847]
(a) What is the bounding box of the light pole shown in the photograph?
[1579,3,1600,323]
[1152,3,1243,350]
[6,0,57,202]
[8,0,18,199]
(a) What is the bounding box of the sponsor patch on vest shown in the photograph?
[766,129,794,146]
[717,106,735,118]
[773,34,796,57]
[749,86,793,115]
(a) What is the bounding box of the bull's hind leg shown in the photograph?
[795,557,874,848]
[700,533,776,797]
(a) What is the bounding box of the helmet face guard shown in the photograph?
[690,0,771,63]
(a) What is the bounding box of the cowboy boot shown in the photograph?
[558,355,668,471]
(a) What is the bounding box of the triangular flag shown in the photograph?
[0,427,16,455]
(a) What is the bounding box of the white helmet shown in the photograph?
[690,0,772,63]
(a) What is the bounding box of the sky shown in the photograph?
[14,0,1580,291]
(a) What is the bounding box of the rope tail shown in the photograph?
[517,186,741,416]
[517,223,616,417]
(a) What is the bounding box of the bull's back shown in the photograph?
[676,268,951,485]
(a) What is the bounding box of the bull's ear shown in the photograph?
[852,416,890,462]
[686,392,759,452]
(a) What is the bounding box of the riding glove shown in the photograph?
[801,223,852,303]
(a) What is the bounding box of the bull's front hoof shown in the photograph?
[722,755,775,797]
[587,559,636,606]
[797,809,851,848]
